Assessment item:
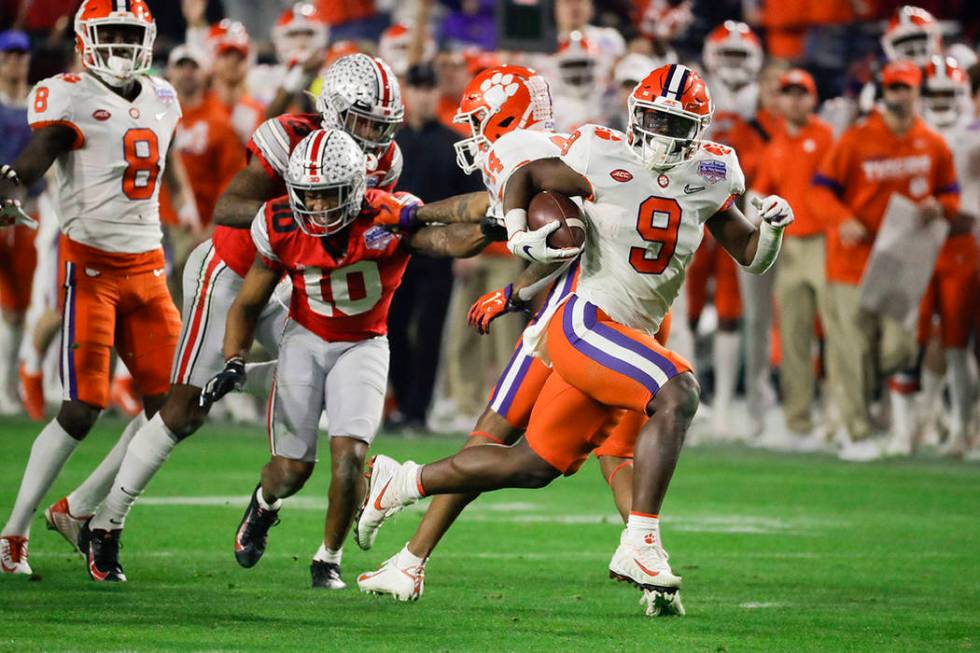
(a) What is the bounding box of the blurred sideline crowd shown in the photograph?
[1,0,979,463]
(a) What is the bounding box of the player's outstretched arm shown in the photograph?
[223,257,282,361]
[416,192,490,224]
[212,157,280,229]
[707,195,793,274]
[404,223,489,258]
[0,125,75,227]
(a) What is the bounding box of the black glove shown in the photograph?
[480,214,508,242]
[199,357,246,409]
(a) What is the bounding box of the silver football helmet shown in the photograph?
[317,53,405,155]
[285,129,367,237]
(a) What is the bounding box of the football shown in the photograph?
[526,191,586,250]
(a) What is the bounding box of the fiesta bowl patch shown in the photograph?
[698,160,727,184]
[364,225,395,250]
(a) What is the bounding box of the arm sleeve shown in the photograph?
[250,205,283,269]
[811,134,854,227]
[27,78,84,149]
[247,117,291,180]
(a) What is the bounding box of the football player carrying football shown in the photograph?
[358,64,669,602]
[355,64,794,616]
[0,0,199,576]
[202,128,489,590]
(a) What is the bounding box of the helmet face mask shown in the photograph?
[923,56,970,129]
[891,33,931,64]
[75,1,156,87]
[703,22,762,89]
[285,129,367,237]
[452,106,492,174]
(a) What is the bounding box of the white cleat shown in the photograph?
[354,455,418,550]
[357,553,426,601]
[837,437,883,462]
[609,532,684,616]
[44,497,88,554]
[0,536,32,575]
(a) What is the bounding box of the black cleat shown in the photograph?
[234,485,280,568]
[310,560,347,589]
[82,521,126,582]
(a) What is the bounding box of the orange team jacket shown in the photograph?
[753,114,835,238]
[711,108,783,187]
[161,92,247,227]
[812,110,960,285]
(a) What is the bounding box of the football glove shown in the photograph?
[507,222,581,263]
[0,198,37,229]
[751,195,794,229]
[199,357,246,409]
[480,213,508,242]
[367,189,422,230]
[467,284,524,334]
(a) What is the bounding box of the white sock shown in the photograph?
[398,461,423,502]
[625,512,661,546]
[243,360,277,394]
[1,419,79,536]
[946,349,974,437]
[889,384,915,445]
[18,328,41,376]
[713,331,740,415]
[397,543,426,566]
[0,321,22,402]
[89,414,177,531]
[66,412,147,517]
[112,358,131,381]
[313,543,342,564]
[256,486,282,511]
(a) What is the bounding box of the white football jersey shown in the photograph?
[706,76,758,122]
[557,124,744,335]
[939,118,980,243]
[27,72,181,253]
[482,128,570,220]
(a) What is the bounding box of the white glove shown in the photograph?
[507,221,582,263]
[0,198,38,229]
[751,195,794,229]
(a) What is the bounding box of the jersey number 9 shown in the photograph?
[630,196,681,275]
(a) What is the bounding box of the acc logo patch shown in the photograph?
[698,160,727,184]
[364,225,395,251]
[609,169,633,183]
[92,109,111,121]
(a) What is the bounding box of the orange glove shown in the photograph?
[365,188,423,229]
[467,284,521,334]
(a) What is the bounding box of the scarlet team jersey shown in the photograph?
[251,197,410,341]
[553,124,745,336]
[26,71,181,253]
[212,112,402,277]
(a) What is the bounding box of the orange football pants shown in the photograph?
[60,238,181,408]
[917,235,979,348]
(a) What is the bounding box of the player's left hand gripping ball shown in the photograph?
[200,357,246,409]
[752,194,794,229]
[467,284,520,334]
[367,189,423,230]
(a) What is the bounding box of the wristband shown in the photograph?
[743,220,783,274]
[503,208,527,239]
[1,164,20,185]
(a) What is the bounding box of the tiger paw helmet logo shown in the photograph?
[480,73,520,111]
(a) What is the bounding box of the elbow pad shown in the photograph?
[742,221,783,274]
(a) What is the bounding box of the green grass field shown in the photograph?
[0,416,977,652]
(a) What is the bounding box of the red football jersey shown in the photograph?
[213,112,402,277]
[250,196,411,342]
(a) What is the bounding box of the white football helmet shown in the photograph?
[74,0,156,87]
[272,2,328,67]
[923,56,970,129]
[317,54,404,155]
[285,129,367,237]
[703,21,763,88]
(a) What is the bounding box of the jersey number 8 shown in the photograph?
[122,128,160,200]
[304,260,383,317]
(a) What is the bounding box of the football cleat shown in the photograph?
[310,560,347,590]
[81,522,126,582]
[357,553,426,601]
[45,497,89,554]
[609,532,684,616]
[354,455,417,550]
[234,485,280,568]
[0,536,32,575]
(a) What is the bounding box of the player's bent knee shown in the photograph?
[56,400,101,440]
[160,385,209,440]
[269,457,315,492]
[648,373,701,420]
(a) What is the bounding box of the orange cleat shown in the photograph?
[18,364,45,421]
